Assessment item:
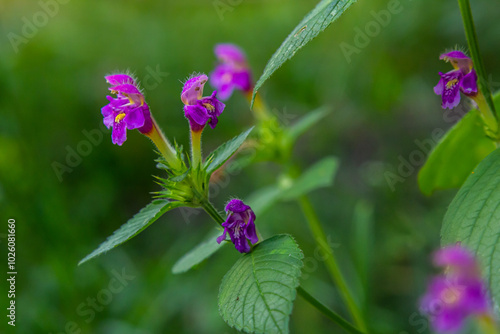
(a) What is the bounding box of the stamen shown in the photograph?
[203,103,215,111]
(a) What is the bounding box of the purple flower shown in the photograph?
[210,44,252,100]
[101,74,153,145]
[182,74,225,132]
[434,244,479,276]
[216,199,258,253]
[434,51,478,109]
[420,245,492,333]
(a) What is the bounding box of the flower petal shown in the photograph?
[210,65,236,100]
[225,199,251,213]
[109,84,142,95]
[101,103,114,118]
[184,104,209,132]
[233,234,251,253]
[232,71,252,91]
[244,212,258,245]
[105,74,135,86]
[111,121,127,146]
[137,104,153,134]
[433,245,477,271]
[217,228,228,244]
[460,69,478,96]
[440,51,473,72]
[181,74,208,105]
[438,70,462,109]
[215,44,248,65]
[124,107,146,130]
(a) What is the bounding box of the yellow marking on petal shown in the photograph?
[115,113,126,123]
[203,103,215,111]
[446,79,458,89]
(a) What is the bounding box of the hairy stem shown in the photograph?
[200,199,224,226]
[458,0,497,119]
[246,91,271,121]
[147,119,181,170]
[190,130,203,168]
[297,286,365,334]
[298,195,367,332]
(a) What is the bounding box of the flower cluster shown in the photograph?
[101,74,153,146]
[217,199,258,253]
[434,51,478,109]
[210,44,252,100]
[181,74,225,132]
[420,245,492,333]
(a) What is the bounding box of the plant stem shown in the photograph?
[246,91,271,121]
[298,195,367,332]
[200,199,224,226]
[458,0,497,118]
[241,88,366,330]
[474,91,498,135]
[147,118,181,170]
[190,130,203,168]
[297,286,365,334]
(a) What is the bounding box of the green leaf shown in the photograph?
[79,200,182,265]
[219,235,304,334]
[281,156,338,200]
[172,229,226,274]
[418,109,496,195]
[287,106,331,143]
[205,127,253,175]
[245,157,339,216]
[251,0,357,105]
[441,147,500,310]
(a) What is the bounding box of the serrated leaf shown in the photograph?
[245,157,339,216]
[252,0,357,105]
[287,106,331,143]
[172,229,226,274]
[79,200,183,265]
[219,235,304,334]
[205,127,253,175]
[418,109,496,195]
[441,148,500,310]
[281,156,338,200]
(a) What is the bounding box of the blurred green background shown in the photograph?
[1,0,499,333]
